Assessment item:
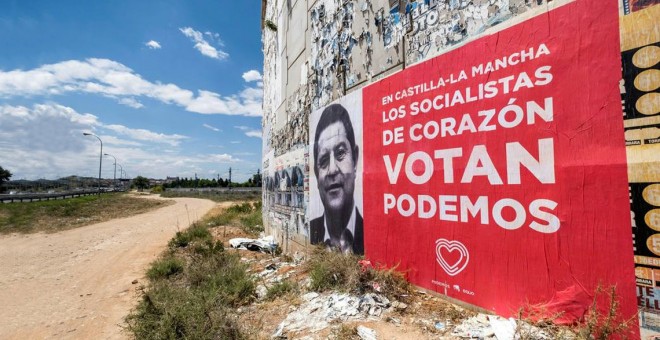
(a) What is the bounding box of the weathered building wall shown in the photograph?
[262,0,660,335]
[261,0,558,251]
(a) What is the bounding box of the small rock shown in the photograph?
[131,279,138,284]
[302,292,319,301]
[387,316,401,325]
[392,301,408,310]
[256,285,268,299]
[357,325,377,340]
[476,313,489,324]
[293,251,305,263]
[368,306,382,316]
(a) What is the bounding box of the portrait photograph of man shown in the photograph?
[309,91,364,254]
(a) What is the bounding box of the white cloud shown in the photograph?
[100,135,142,147]
[0,103,258,180]
[0,58,262,116]
[179,27,228,60]
[118,97,144,108]
[235,125,262,138]
[104,124,187,146]
[208,153,241,162]
[245,130,262,138]
[202,123,220,132]
[204,31,223,45]
[242,70,262,82]
[0,103,186,151]
[230,141,241,144]
[145,40,162,49]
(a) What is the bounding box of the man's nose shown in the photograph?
[328,154,339,174]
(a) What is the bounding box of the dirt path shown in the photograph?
[0,195,216,340]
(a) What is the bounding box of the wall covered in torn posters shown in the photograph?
[261,0,660,334]
[262,0,562,251]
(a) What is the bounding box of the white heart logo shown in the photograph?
[435,239,469,276]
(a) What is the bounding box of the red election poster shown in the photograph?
[362,0,637,329]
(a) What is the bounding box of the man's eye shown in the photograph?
[336,148,346,161]
[319,156,329,169]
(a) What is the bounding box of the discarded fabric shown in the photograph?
[229,236,277,253]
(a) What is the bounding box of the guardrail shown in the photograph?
[0,190,111,203]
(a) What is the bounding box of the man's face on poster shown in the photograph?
[316,121,356,214]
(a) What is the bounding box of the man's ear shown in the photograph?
[353,145,359,170]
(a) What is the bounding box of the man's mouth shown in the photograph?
[325,183,342,192]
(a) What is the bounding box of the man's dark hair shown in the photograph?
[313,103,357,175]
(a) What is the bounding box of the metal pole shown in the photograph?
[83,133,102,195]
[104,154,117,190]
[118,164,123,190]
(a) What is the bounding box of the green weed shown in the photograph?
[307,246,411,300]
[146,256,184,280]
[126,210,256,339]
[125,281,247,340]
[169,223,212,248]
[204,201,263,236]
[265,280,298,300]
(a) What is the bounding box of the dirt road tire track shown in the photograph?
[0,195,216,339]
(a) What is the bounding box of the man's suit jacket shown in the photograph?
[310,209,364,255]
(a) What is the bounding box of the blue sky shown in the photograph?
[0,0,263,182]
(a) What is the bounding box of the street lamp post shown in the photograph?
[117,164,124,191]
[83,132,102,195]
[104,153,117,190]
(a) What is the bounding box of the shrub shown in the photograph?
[308,247,363,292]
[332,324,359,340]
[205,201,263,236]
[265,280,297,300]
[227,202,253,214]
[576,285,635,340]
[125,282,246,340]
[192,239,225,257]
[127,199,260,339]
[128,244,254,338]
[169,223,212,248]
[146,256,184,280]
[307,246,411,299]
[186,252,255,306]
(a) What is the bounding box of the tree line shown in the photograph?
[162,173,262,189]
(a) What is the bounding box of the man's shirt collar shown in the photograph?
[323,205,356,244]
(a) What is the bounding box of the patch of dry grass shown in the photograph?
[0,193,172,234]
[306,246,412,301]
